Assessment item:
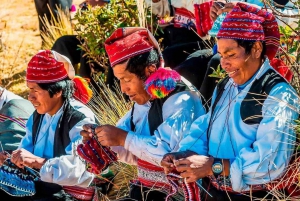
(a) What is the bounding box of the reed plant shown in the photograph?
[40,5,74,50]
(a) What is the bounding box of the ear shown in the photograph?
[251,41,263,59]
[53,90,63,99]
[145,64,157,77]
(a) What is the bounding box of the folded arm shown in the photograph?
[230,83,299,191]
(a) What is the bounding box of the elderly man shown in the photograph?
[0,50,96,200]
[81,27,206,201]
[161,3,299,201]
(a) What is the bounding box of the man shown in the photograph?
[161,3,299,201]
[81,27,206,201]
[0,50,96,200]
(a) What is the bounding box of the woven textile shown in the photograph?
[217,2,280,60]
[0,159,39,197]
[194,1,213,37]
[104,27,163,67]
[77,124,118,175]
[137,159,201,201]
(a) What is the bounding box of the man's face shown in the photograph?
[113,62,150,105]
[27,82,62,115]
[217,38,260,85]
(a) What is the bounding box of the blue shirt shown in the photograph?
[179,59,299,192]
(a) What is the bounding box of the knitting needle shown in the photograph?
[196,180,213,198]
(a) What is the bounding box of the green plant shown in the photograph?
[208,64,226,81]
[279,24,300,93]
[74,0,140,71]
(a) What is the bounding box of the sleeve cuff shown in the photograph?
[124,131,135,150]
[230,157,249,192]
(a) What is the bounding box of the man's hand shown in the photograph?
[210,2,235,21]
[0,152,8,166]
[81,124,128,146]
[175,155,214,183]
[161,150,197,174]
[174,155,214,183]
[95,125,128,146]
[11,148,46,169]
[80,124,94,143]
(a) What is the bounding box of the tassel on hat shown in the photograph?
[73,76,93,104]
[144,68,181,99]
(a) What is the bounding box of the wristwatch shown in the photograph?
[212,158,223,178]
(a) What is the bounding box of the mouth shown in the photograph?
[128,94,136,99]
[32,103,40,108]
[227,69,239,77]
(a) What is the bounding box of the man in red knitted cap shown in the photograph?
[0,50,97,200]
[81,27,206,200]
[161,3,299,200]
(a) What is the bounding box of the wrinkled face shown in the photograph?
[113,62,151,105]
[217,38,261,85]
[27,82,63,115]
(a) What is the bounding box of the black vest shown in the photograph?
[32,101,86,157]
[213,69,287,125]
[130,81,194,135]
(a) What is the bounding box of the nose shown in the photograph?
[27,93,35,101]
[120,83,129,94]
[220,58,229,71]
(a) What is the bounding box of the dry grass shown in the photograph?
[40,5,74,50]
[87,77,136,200]
[0,0,82,97]
[0,0,41,97]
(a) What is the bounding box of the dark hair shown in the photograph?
[235,39,266,59]
[38,78,74,100]
[124,49,160,80]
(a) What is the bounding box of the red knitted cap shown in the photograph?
[26,50,75,83]
[105,27,163,67]
[217,3,280,60]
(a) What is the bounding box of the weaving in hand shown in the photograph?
[77,124,118,174]
[166,170,201,201]
[0,158,39,197]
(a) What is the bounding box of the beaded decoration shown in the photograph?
[77,124,117,175]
